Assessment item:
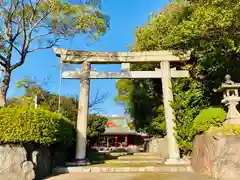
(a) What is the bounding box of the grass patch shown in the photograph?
[134,153,161,156]
[118,156,162,159]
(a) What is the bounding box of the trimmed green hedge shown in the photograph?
[0,107,74,145]
[192,107,226,134]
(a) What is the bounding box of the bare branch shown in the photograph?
[73,89,110,111]
[30,31,54,42]
[89,89,110,110]
[39,76,51,89]
[27,38,61,53]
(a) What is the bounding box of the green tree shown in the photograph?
[0,0,109,106]
[116,0,240,153]
[87,114,108,137]
[87,114,108,147]
[115,64,164,135]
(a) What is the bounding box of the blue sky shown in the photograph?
[7,0,169,116]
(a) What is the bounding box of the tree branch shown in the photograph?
[11,0,33,71]
[12,22,23,42]
[30,31,54,42]
[5,40,22,55]
[0,61,6,68]
[10,0,20,17]
[27,37,61,53]
[0,54,7,63]
[9,1,56,71]
[23,10,51,53]
[89,89,110,110]
[30,11,51,32]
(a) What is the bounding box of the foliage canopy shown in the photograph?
[0,0,109,106]
[115,0,239,153]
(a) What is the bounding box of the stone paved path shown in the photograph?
[45,172,211,180]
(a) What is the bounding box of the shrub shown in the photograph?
[0,107,74,145]
[174,106,226,154]
[192,107,226,135]
[177,107,225,153]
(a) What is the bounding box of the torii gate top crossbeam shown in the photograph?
[53,48,190,64]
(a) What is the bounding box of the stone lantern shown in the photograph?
[218,75,240,124]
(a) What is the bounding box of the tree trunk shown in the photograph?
[0,70,11,107]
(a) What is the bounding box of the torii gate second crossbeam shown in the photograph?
[54,48,190,165]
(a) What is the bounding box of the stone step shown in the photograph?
[118,155,162,160]
[53,165,193,173]
[133,153,160,156]
[104,160,163,164]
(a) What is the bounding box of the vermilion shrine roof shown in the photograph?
[102,116,137,135]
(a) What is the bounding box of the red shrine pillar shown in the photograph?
[115,136,118,147]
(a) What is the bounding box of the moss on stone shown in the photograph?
[206,124,240,136]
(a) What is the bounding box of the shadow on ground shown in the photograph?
[86,149,134,165]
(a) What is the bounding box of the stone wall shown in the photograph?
[148,136,168,160]
[0,144,35,180]
[192,134,240,180]
[0,144,53,180]
[31,146,52,180]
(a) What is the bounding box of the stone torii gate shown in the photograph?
[54,48,190,164]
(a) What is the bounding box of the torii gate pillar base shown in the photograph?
[165,158,187,165]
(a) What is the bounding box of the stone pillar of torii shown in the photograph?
[54,48,190,165]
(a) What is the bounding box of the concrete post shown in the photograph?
[161,61,180,164]
[75,62,91,161]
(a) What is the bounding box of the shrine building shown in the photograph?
[97,116,152,150]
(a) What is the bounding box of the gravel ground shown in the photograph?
[45,172,211,180]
